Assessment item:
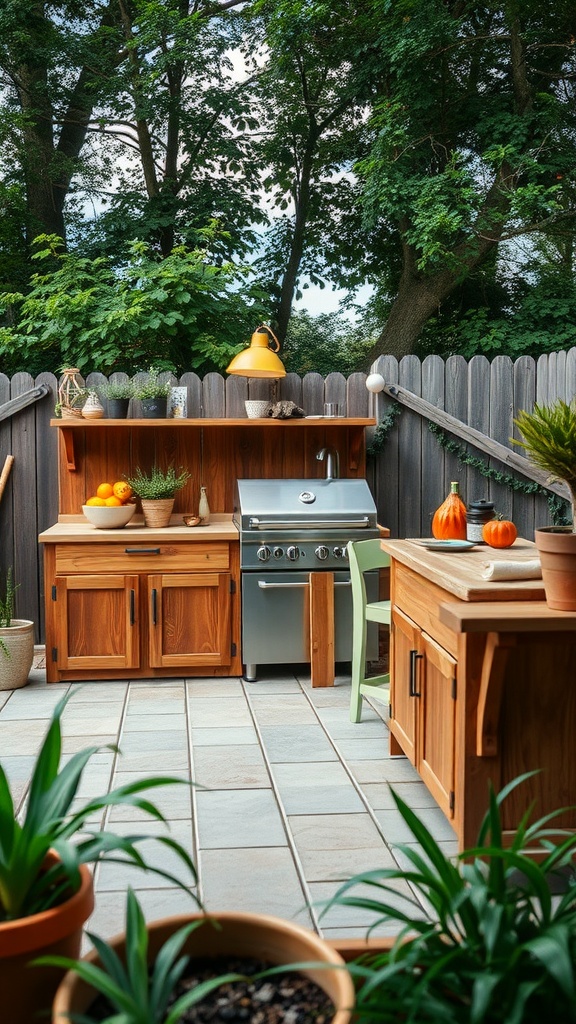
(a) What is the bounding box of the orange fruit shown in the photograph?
[113,481,133,503]
[85,496,106,506]
[105,495,122,506]
[96,482,114,499]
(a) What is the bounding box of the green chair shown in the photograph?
[347,538,391,723]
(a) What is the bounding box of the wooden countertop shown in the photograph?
[39,513,239,543]
[440,600,576,632]
[381,538,546,602]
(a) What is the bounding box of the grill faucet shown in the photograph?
[316,446,340,480]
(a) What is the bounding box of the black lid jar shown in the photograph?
[466,499,495,543]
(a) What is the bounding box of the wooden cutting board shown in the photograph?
[381,538,546,602]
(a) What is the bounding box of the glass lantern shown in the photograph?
[58,368,85,418]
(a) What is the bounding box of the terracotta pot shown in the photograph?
[0,619,35,690]
[0,858,94,1024]
[534,526,576,610]
[52,911,355,1024]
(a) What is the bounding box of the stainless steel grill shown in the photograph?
[233,478,380,680]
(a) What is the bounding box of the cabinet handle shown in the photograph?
[130,589,135,626]
[125,547,161,554]
[151,588,158,625]
[409,648,423,698]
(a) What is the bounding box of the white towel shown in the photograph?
[481,559,542,581]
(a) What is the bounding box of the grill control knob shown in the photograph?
[256,546,271,562]
[315,545,329,560]
[286,545,300,561]
[273,547,284,559]
[333,546,346,558]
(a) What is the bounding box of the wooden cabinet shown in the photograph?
[40,524,241,682]
[389,607,457,820]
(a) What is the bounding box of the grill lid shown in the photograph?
[233,478,377,530]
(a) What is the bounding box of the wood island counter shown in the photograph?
[39,514,242,682]
[381,538,576,851]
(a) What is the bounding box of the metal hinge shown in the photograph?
[449,790,455,812]
[231,642,237,657]
[51,647,58,662]
[452,676,457,700]
[52,585,57,601]
[230,579,236,595]
[389,702,392,718]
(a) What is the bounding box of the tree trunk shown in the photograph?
[273,138,317,344]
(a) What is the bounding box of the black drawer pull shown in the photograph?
[125,547,161,554]
[151,588,158,625]
[409,648,423,698]
[129,589,135,625]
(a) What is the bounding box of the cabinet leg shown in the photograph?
[389,732,404,755]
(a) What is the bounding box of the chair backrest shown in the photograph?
[347,538,390,607]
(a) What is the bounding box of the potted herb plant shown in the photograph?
[49,889,355,1024]
[514,398,576,609]
[0,693,198,1024]
[100,379,135,419]
[125,465,191,527]
[133,366,172,418]
[0,567,34,691]
[326,773,576,1022]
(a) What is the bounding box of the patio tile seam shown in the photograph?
[103,682,153,829]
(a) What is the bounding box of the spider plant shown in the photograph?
[513,399,576,531]
[327,773,576,1023]
[0,692,198,921]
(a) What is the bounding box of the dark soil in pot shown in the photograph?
[87,956,335,1024]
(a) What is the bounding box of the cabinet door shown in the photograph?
[389,607,420,765]
[54,575,140,671]
[148,573,232,668]
[418,633,457,819]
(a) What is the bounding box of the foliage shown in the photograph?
[99,379,135,401]
[126,466,191,501]
[513,400,576,530]
[282,309,374,376]
[0,567,17,629]
[0,693,198,921]
[132,367,172,401]
[329,774,576,1023]
[39,888,246,1024]
[0,235,268,376]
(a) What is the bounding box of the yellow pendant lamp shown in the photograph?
[226,325,286,379]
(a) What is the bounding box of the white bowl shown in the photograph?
[245,399,270,419]
[82,503,136,529]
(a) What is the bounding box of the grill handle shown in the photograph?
[257,580,350,589]
[248,517,371,530]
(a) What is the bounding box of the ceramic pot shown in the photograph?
[534,526,576,610]
[81,393,104,419]
[52,911,355,1024]
[0,857,94,1024]
[140,498,174,528]
[107,397,130,419]
[141,397,167,418]
[245,399,271,419]
[0,619,35,690]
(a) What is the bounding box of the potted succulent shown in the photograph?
[0,693,198,1024]
[133,366,172,418]
[125,465,191,527]
[514,398,576,609]
[0,566,34,691]
[100,378,135,419]
[49,889,354,1024]
[327,773,576,1022]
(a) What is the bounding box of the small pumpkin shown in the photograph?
[482,517,518,548]
[432,482,467,540]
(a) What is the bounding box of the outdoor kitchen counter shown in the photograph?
[381,537,576,854]
[39,512,239,543]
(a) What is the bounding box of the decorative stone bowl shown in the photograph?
[245,400,270,419]
[82,504,136,529]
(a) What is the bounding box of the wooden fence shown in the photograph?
[1,350,575,644]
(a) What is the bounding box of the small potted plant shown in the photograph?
[100,378,135,418]
[0,693,199,1024]
[125,465,191,527]
[513,398,576,609]
[327,773,576,1022]
[0,566,34,690]
[132,366,172,418]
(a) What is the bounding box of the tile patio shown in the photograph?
[0,654,457,947]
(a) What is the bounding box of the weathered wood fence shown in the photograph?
[1,350,575,644]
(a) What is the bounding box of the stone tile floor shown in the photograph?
[0,653,457,946]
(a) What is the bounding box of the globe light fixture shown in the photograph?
[226,325,286,379]
[365,373,386,394]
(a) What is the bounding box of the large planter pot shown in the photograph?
[534,526,576,610]
[0,619,35,690]
[140,396,167,418]
[53,911,355,1024]
[140,497,175,527]
[0,858,94,1024]
[107,397,130,418]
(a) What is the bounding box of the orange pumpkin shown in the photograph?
[432,482,467,540]
[482,517,518,548]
